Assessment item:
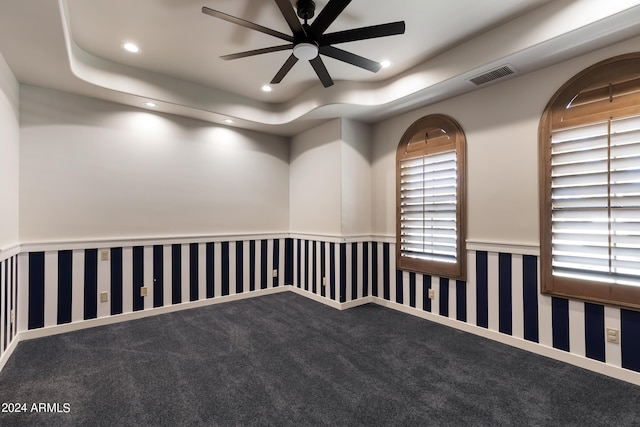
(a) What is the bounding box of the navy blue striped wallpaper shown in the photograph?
[476,251,489,329]
[191,243,199,301]
[552,297,570,352]
[292,240,371,303]
[522,255,539,343]
[584,303,605,362]
[133,246,144,311]
[456,280,466,322]
[20,238,286,332]
[171,244,181,304]
[621,310,640,372]
[84,249,97,319]
[28,252,44,330]
[152,245,164,307]
[8,239,640,378]
[498,253,512,335]
[111,247,123,315]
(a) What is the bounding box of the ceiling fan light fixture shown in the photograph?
[293,42,319,60]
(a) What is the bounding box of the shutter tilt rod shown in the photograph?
[609,83,613,102]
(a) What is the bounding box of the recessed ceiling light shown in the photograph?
[224,119,234,124]
[122,42,141,54]
[261,85,272,92]
[380,60,392,69]
[143,102,157,108]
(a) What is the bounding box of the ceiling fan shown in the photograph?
[202,0,406,88]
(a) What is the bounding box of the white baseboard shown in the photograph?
[14,287,288,342]
[372,297,640,387]
[287,286,373,310]
[0,337,20,373]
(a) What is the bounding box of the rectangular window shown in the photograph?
[550,115,640,288]
[399,150,458,264]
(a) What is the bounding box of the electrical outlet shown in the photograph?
[606,327,619,344]
[100,291,109,303]
[272,269,278,278]
[100,250,109,261]
[10,309,15,325]
[428,289,435,299]
[140,287,148,297]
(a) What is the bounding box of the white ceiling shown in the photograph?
[2,0,640,135]
[66,0,546,102]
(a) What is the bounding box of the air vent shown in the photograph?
[469,65,517,86]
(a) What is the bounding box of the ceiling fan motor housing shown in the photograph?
[296,0,316,20]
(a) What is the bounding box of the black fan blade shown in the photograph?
[274,0,306,37]
[221,44,293,60]
[311,0,351,35]
[310,56,334,87]
[320,21,405,46]
[202,6,293,42]
[271,54,299,84]
[320,46,381,73]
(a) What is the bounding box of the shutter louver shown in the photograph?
[551,115,640,287]
[400,150,457,264]
[610,115,640,285]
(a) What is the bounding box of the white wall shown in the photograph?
[289,119,342,236]
[289,118,373,237]
[19,85,290,243]
[0,52,19,249]
[372,34,640,246]
[340,119,371,237]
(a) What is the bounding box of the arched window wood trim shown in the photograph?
[539,53,640,309]
[396,114,467,280]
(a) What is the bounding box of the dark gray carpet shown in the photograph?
[1,291,639,426]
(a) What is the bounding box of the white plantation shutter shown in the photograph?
[610,115,640,284]
[396,114,466,280]
[550,115,640,287]
[541,53,640,309]
[399,150,457,263]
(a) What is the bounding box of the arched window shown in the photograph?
[539,53,640,309]
[396,114,467,280]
